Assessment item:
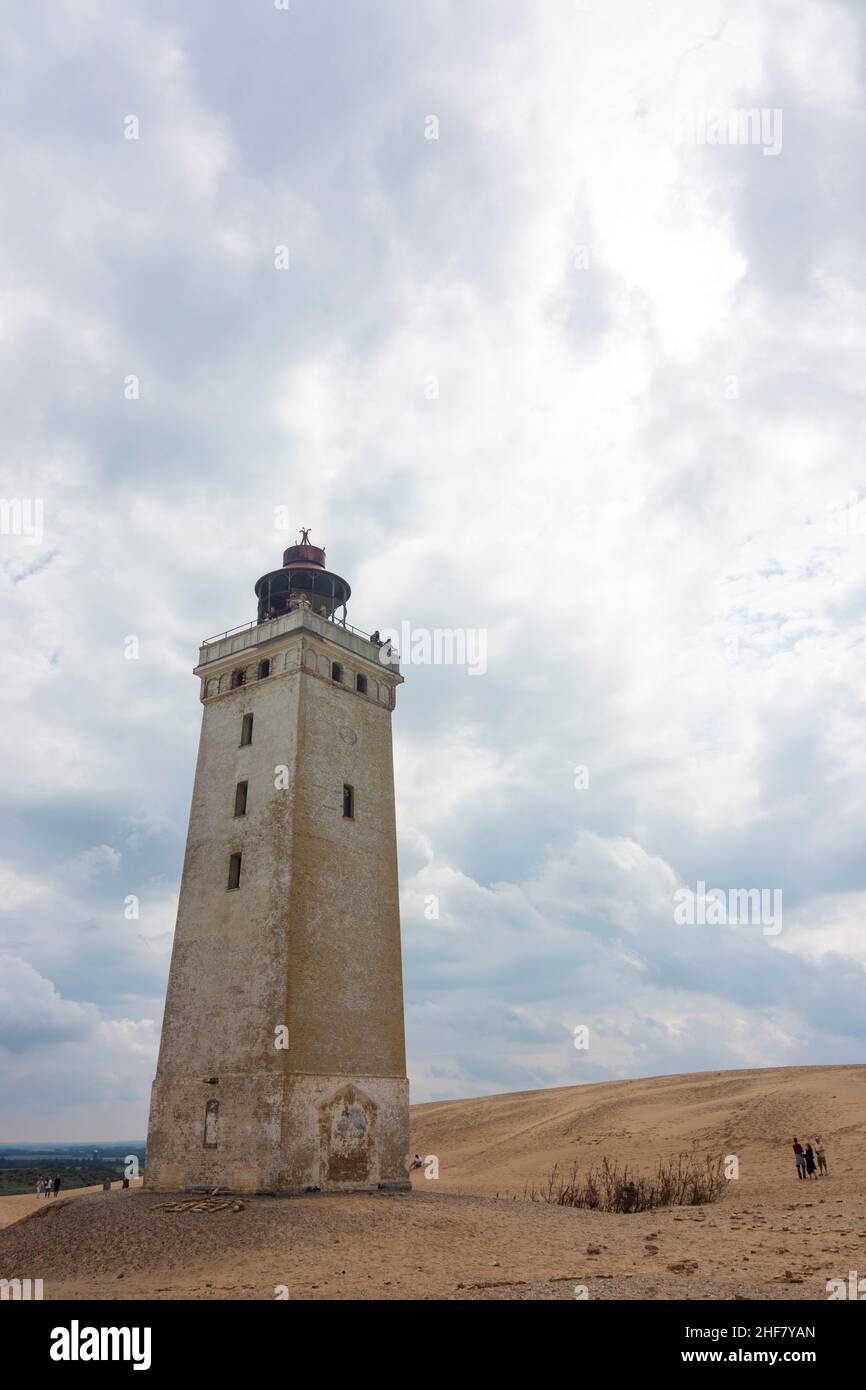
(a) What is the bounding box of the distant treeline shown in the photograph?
[0,1146,144,1166]
[0,1150,146,1197]
[0,1166,129,1196]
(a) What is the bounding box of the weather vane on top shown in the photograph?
[298,526,312,545]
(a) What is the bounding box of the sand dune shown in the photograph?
[0,1179,143,1232]
[1,1066,863,1300]
[409,1064,866,1198]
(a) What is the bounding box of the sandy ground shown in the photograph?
[0,1179,144,1233]
[1,1065,863,1300]
[409,1063,866,1199]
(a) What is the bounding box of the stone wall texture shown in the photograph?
[145,617,409,1192]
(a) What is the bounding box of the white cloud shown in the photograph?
[65,845,122,882]
[1,0,865,1132]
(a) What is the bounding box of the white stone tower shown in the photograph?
[145,533,410,1193]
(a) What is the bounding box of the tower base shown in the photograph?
[144,1072,410,1194]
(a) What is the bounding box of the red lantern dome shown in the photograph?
[254,529,351,624]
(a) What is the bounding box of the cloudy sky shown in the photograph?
[2,0,865,1140]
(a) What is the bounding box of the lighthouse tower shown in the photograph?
[145,533,410,1193]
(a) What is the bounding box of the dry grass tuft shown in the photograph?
[519,1154,727,1213]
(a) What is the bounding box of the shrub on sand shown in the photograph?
[520,1154,726,1213]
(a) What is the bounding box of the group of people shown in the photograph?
[36,1174,131,1198]
[792,1136,828,1179]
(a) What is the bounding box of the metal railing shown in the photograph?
[201,610,381,648]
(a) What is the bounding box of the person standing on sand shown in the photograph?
[814,1136,829,1175]
[793,1138,807,1179]
[52,1175,61,1198]
[102,1177,111,1194]
[804,1142,818,1179]
[36,1177,43,1197]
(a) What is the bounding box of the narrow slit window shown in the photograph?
[234,781,248,817]
[356,673,367,694]
[258,659,271,679]
[343,784,354,819]
[227,851,242,890]
[231,669,246,688]
[204,1099,219,1148]
[240,713,253,746]
[332,661,343,683]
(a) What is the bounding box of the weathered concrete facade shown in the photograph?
[145,583,409,1193]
